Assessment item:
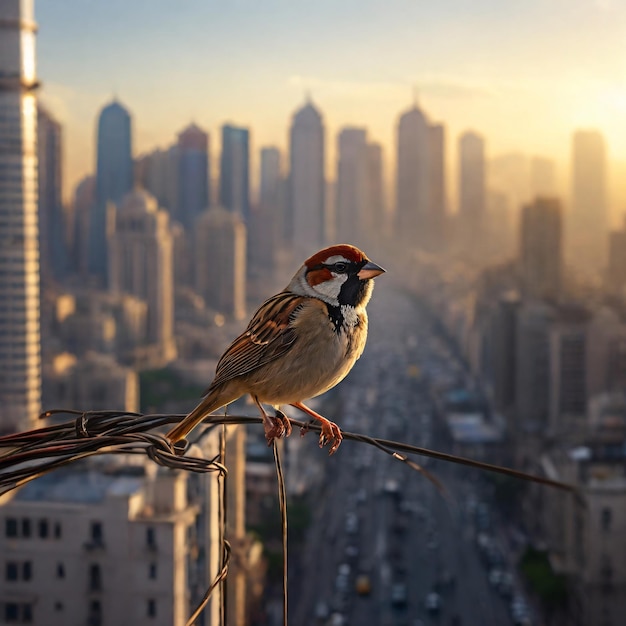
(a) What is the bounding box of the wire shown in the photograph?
[272,440,288,626]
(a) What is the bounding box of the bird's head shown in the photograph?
[288,244,385,308]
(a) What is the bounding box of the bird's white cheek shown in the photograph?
[313,275,346,302]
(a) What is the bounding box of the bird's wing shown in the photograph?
[203,291,307,394]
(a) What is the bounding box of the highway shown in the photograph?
[287,282,517,626]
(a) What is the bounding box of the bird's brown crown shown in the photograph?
[304,244,366,269]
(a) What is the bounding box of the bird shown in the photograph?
[166,244,385,454]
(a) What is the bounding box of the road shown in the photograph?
[286,282,516,626]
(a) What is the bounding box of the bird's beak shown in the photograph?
[358,260,386,280]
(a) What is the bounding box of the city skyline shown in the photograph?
[36,1,626,219]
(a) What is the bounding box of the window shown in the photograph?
[6,562,18,581]
[147,599,157,618]
[54,602,63,612]
[90,522,103,544]
[89,600,102,626]
[146,527,156,548]
[89,564,101,591]
[21,519,31,538]
[56,563,65,579]
[601,507,612,532]
[149,563,157,579]
[22,604,32,623]
[38,520,48,539]
[22,562,32,581]
[4,603,18,622]
[5,518,17,538]
[53,523,62,539]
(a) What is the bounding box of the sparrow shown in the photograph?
[167,244,385,454]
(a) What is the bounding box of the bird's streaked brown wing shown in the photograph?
[203,292,306,394]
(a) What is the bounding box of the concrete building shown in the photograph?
[518,197,563,299]
[0,0,42,433]
[335,127,368,246]
[37,104,67,285]
[177,124,209,231]
[43,351,139,413]
[194,206,246,320]
[607,216,626,293]
[108,189,176,365]
[135,145,180,215]
[289,98,326,255]
[458,131,486,254]
[70,174,95,277]
[90,100,133,283]
[220,124,250,223]
[569,129,608,274]
[515,302,555,433]
[365,142,386,243]
[0,461,204,626]
[548,307,590,436]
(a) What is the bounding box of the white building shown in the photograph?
[0,0,41,433]
[108,188,176,365]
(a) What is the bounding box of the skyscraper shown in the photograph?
[289,98,326,255]
[608,216,626,292]
[395,103,445,252]
[458,131,486,252]
[366,142,386,241]
[570,129,607,273]
[194,206,246,320]
[37,104,67,285]
[90,99,133,282]
[220,124,250,222]
[177,123,209,229]
[108,189,176,364]
[336,127,368,246]
[519,197,563,299]
[530,156,556,197]
[0,0,42,433]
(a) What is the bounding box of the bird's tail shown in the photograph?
[166,386,238,444]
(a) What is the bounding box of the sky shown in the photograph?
[36,0,626,218]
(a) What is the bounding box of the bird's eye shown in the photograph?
[333,262,348,273]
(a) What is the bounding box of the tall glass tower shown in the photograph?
[219,124,250,222]
[0,0,41,432]
[89,99,133,282]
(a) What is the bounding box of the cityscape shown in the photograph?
[1,1,626,626]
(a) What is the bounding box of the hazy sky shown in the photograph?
[37,0,626,213]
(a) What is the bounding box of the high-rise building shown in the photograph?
[194,206,246,320]
[515,302,555,433]
[37,105,67,285]
[366,143,386,241]
[607,216,626,292]
[549,307,589,434]
[108,189,176,364]
[177,124,209,230]
[458,131,486,252]
[519,197,563,299]
[248,147,283,274]
[569,129,608,273]
[70,175,95,277]
[90,99,133,282]
[220,124,250,222]
[395,103,445,252]
[336,127,368,246]
[289,98,326,255]
[0,0,42,433]
[136,145,180,215]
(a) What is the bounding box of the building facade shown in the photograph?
[220,124,250,222]
[0,0,42,433]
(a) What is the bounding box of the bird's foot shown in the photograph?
[275,409,292,438]
[318,418,343,455]
[263,410,292,446]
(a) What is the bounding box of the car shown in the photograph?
[335,573,349,593]
[355,574,371,596]
[345,544,359,560]
[328,612,346,626]
[488,568,504,588]
[345,513,359,535]
[425,591,441,613]
[338,563,351,577]
[390,583,408,607]
[314,600,329,621]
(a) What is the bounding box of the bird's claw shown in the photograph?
[264,410,292,446]
[300,420,313,438]
[318,420,343,455]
